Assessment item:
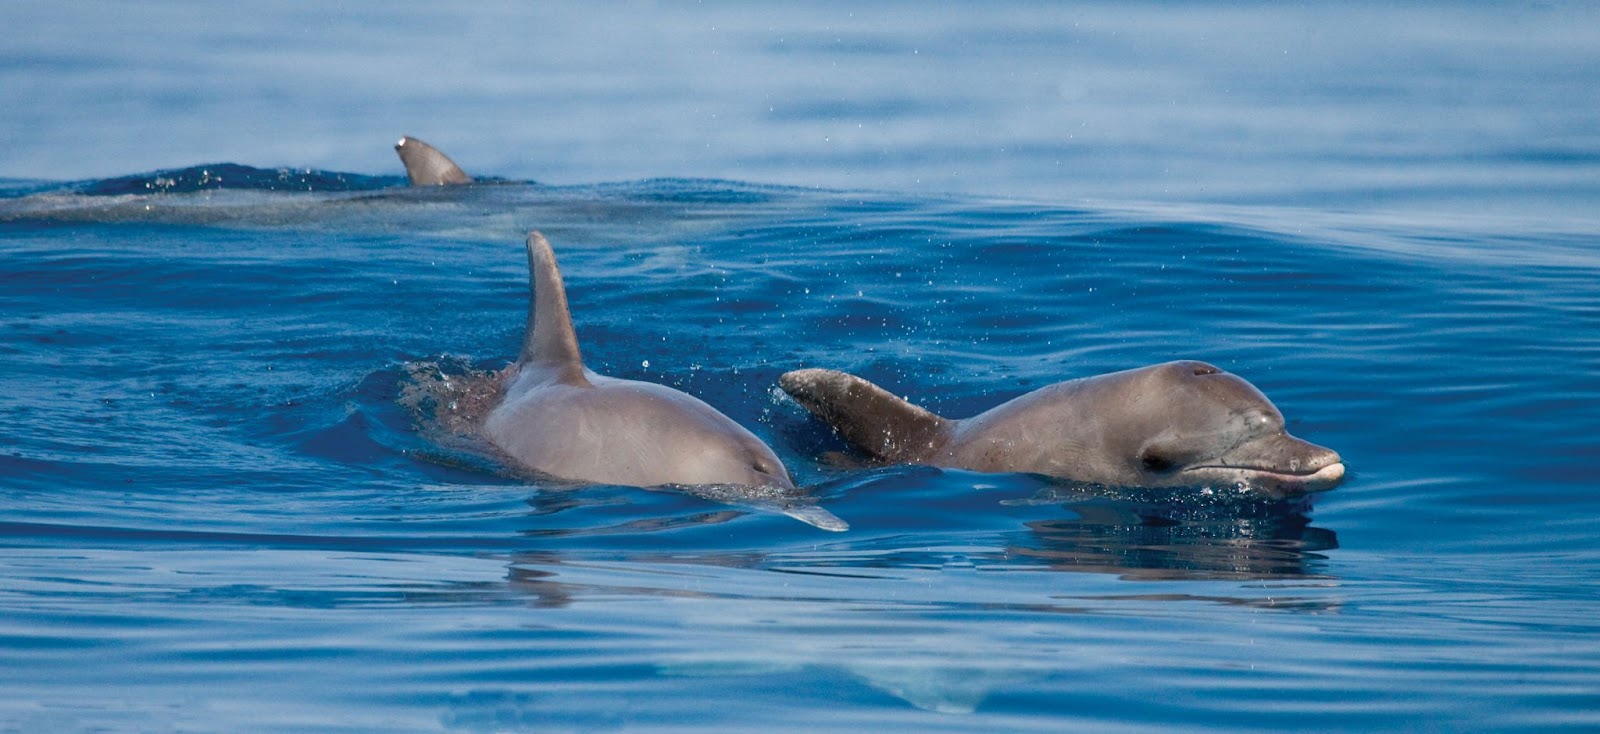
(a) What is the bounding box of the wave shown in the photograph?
[72,163,403,195]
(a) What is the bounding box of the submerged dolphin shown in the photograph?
[485,232,845,530]
[780,361,1344,497]
[394,135,472,186]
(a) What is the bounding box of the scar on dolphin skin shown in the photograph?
[480,231,847,531]
[780,361,1344,498]
[395,135,473,186]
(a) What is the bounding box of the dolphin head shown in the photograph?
[489,370,798,492]
[695,437,797,490]
[613,383,798,491]
[1105,361,1344,497]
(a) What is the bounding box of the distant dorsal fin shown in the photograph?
[520,231,588,385]
[394,136,472,186]
[779,369,953,463]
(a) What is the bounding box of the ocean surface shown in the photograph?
[3,3,1599,732]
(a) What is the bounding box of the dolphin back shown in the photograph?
[394,136,473,186]
[779,368,952,463]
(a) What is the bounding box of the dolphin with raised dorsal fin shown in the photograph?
[780,361,1344,498]
[484,231,847,531]
[394,135,473,186]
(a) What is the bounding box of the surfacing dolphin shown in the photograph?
[394,135,472,186]
[485,231,846,531]
[780,361,1344,498]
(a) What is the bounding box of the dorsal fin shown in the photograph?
[394,136,472,186]
[779,369,952,463]
[520,231,588,385]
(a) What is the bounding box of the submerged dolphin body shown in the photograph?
[394,136,472,186]
[780,361,1344,498]
[485,232,846,531]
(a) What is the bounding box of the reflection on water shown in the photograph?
[492,479,1346,717]
[496,477,1340,614]
[1015,489,1339,582]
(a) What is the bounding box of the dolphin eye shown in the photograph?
[1140,451,1175,473]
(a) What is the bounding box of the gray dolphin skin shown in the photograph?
[780,361,1345,497]
[486,232,845,530]
[394,135,473,186]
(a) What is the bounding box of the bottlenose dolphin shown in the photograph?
[780,361,1344,497]
[486,232,845,530]
[394,135,472,186]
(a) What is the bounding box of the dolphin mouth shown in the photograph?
[1182,461,1346,492]
[1179,431,1346,495]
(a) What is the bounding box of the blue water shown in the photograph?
[4,3,1600,732]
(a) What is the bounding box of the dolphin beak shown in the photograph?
[1190,433,1345,496]
[1250,433,1344,493]
[1269,433,1341,475]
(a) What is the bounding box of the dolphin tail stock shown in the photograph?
[779,368,952,463]
[519,231,588,385]
[394,135,473,186]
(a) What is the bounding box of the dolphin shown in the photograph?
[779,361,1344,498]
[485,232,846,531]
[394,135,473,186]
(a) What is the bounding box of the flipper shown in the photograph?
[781,504,850,532]
[520,231,588,385]
[679,482,849,532]
[779,369,953,463]
[394,136,473,186]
